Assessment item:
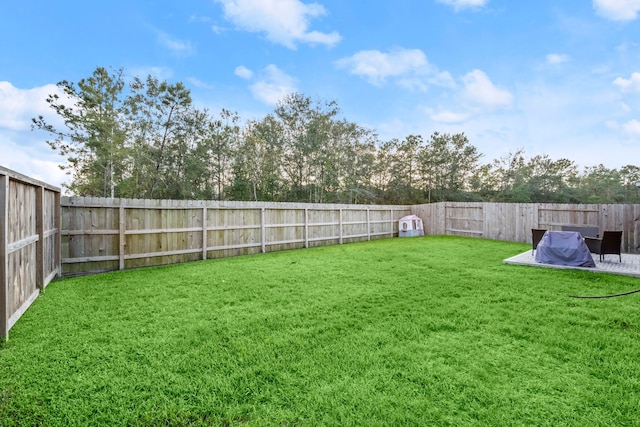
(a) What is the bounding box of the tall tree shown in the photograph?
[419,132,481,202]
[385,135,423,203]
[231,115,285,201]
[372,140,396,203]
[526,155,578,203]
[334,121,378,204]
[577,165,624,203]
[198,109,240,200]
[274,93,340,202]
[619,165,640,203]
[490,149,531,202]
[32,67,127,196]
[125,76,194,198]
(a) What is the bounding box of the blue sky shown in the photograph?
[1,0,640,189]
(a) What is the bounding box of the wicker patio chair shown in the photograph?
[585,231,622,262]
[531,228,547,255]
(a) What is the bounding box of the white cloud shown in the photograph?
[234,65,254,80]
[335,48,455,89]
[429,110,470,123]
[623,119,640,136]
[604,118,640,140]
[190,15,212,24]
[436,0,489,11]
[214,0,341,49]
[0,81,63,131]
[461,69,513,108]
[0,82,71,187]
[336,49,427,85]
[129,66,174,81]
[546,53,570,65]
[187,77,215,90]
[613,72,640,92]
[593,0,640,21]
[605,119,620,131]
[375,118,410,141]
[211,24,227,34]
[245,64,297,105]
[156,31,195,56]
[0,137,67,188]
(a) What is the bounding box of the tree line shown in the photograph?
[33,66,640,204]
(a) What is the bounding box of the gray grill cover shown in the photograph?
[535,231,595,267]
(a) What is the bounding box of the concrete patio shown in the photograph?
[503,250,640,278]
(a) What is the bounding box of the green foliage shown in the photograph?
[32,67,127,196]
[2,237,640,425]
[418,132,482,203]
[34,66,640,204]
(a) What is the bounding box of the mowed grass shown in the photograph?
[2,236,640,426]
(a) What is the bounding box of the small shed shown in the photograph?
[398,215,424,237]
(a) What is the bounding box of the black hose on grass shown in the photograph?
[569,288,640,299]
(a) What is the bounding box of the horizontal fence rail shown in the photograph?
[413,202,640,254]
[61,199,640,277]
[1,166,60,340]
[61,197,412,276]
[6,162,640,341]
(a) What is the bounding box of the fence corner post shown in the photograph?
[54,191,61,279]
[0,173,9,341]
[36,186,45,291]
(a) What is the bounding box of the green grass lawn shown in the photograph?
[2,235,640,426]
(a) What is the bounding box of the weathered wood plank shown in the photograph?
[0,173,9,340]
[0,166,61,340]
[59,198,412,274]
[7,234,39,253]
[57,197,640,277]
[411,202,640,252]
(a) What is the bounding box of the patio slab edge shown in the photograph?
[503,251,640,279]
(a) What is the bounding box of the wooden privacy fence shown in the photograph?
[7,164,640,339]
[1,166,60,340]
[413,202,640,253]
[62,199,640,277]
[61,197,412,276]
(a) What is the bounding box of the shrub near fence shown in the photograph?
[61,197,412,276]
[0,166,60,340]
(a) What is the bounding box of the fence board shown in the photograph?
[0,173,8,340]
[0,166,60,340]
[57,198,640,278]
[411,202,640,253]
[60,197,412,276]
[9,181,640,341]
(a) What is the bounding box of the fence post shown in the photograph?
[202,207,208,260]
[36,186,45,290]
[119,200,125,270]
[304,208,309,248]
[367,209,371,241]
[390,209,393,236]
[339,209,343,244]
[0,173,9,340]
[261,208,266,253]
[54,191,61,278]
